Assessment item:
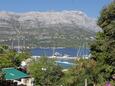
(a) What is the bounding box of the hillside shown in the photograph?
[0,11,101,48]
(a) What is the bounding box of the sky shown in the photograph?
[0,0,112,18]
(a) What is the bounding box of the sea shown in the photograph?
[31,48,90,57]
[30,48,90,69]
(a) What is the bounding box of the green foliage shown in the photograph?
[91,1,115,85]
[27,57,64,86]
[98,2,115,29]
[0,45,9,54]
[14,52,30,67]
[0,45,30,68]
[59,59,102,86]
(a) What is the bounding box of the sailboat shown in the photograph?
[49,47,56,58]
[76,37,90,59]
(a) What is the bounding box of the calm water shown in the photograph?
[31,48,90,69]
[31,48,90,57]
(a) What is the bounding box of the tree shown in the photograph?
[0,45,9,54]
[59,59,100,86]
[91,1,115,85]
[27,57,63,86]
[0,45,30,68]
[13,52,30,67]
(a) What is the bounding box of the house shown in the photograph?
[2,68,34,86]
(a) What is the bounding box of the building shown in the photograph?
[1,68,34,86]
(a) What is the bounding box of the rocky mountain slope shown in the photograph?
[0,11,101,47]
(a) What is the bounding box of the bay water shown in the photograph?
[31,48,90,69]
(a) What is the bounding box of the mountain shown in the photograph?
[0,11,101,48]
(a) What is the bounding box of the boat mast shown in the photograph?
[76,36,82,57]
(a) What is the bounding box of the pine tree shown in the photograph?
[91,2,115,83]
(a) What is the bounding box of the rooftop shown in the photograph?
[2,68,29,80]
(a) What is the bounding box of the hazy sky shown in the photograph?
[0,0,112,18]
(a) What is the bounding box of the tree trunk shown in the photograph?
[93,83,96,86]
[85,79,87,86]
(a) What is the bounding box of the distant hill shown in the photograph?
[0,11,101,48]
